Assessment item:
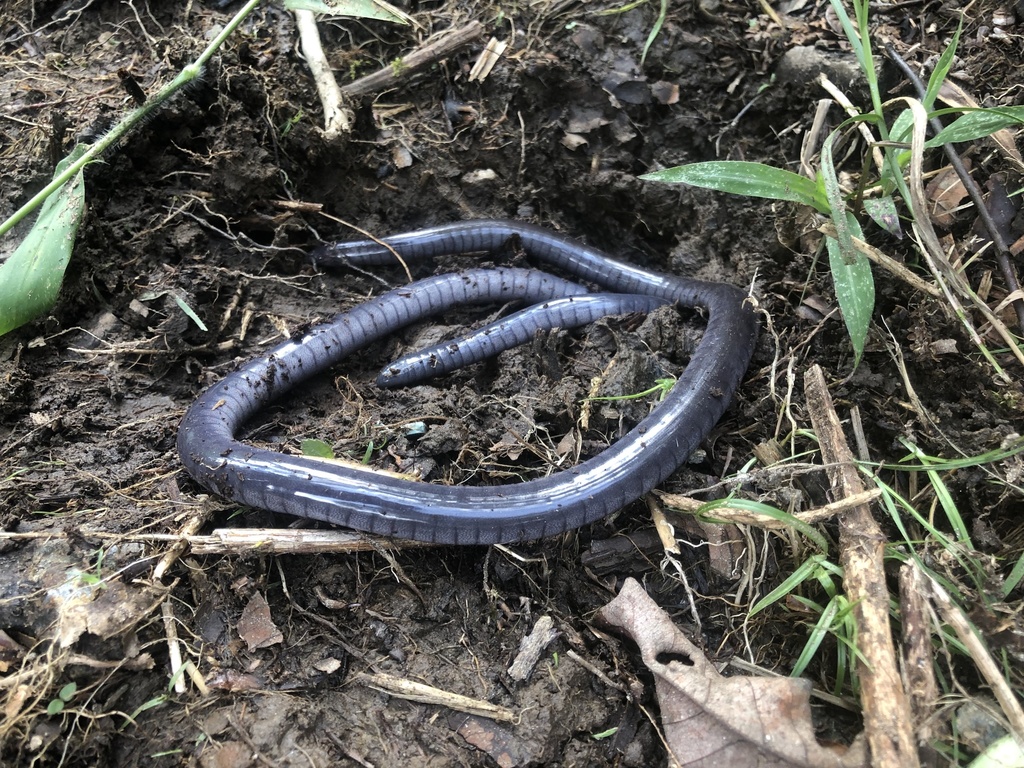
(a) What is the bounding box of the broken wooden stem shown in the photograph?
[804,364,920,768]
[341,21,485,99]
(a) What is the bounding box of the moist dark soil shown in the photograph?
[1,1,1023,766]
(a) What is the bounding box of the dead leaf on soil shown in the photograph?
[925,160,971,228]
[55,578,157,648]
[237,593,283,651]
[597,578,868,768]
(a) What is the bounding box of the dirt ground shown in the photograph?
[1,0,1023,766]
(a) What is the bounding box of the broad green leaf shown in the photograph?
[284,0,412,24]
[301,439,335,459]
[863,196,902,238]
[827,218,874,367]
[642,161,830,214]
[923,20,962,111]
[927,106,1024,147]
[0,144,88,337]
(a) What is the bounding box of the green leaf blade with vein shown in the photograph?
[0,144,88,337]
[922,20,962,111]
[827,221,874,367]
[641,161,830,214]
[926,106,1024,147]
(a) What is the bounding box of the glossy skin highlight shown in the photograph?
[376,292,671,387]
[177,221,758,544]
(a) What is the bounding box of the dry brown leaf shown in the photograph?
[924,161,971,228]
[598,578,868,768]
[237,592,283,651]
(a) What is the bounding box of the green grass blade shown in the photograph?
[697,498,831,553]
[749,554,828,617]
[0,144,88,336]
[866,470,987,596]
[790,595,841,678]
[827,0,865,73]
[1003,551,1024,599]
[927,106,1024,147]
[884,435,1024,471]
[642,161,830,213]
[172,293,208,332]
[639,0,668,65]
[899,439,973,547]
[922,20,962,111]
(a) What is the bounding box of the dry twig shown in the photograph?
[804,364,919,768]
[341,21,485,98]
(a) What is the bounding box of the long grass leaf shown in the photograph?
[923,20,962,111]
[827,0,864,72]
[749,554,827,617]
[1003,552,1024,599]
[790,596,840,678]
[927,106,1024,147]
[899,439,973,546]
[642,161,830,213]
[639,0,668,65]
[885,435,1024,471]
[697,497,831,553]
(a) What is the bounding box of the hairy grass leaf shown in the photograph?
[642,161,830,213]
[0,145,88,337]
[821,132,855,264]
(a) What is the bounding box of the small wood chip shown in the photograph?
[507,615,559,682]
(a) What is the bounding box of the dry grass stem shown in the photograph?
[295,10,351,137]
[923,568,1024,751]
[356,672,517,722]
